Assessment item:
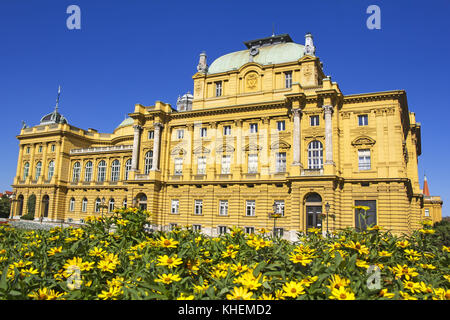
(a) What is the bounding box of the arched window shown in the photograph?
[42,195,50,218]
[47,161,55,181]
[108,198,115,212]
[35,162,42,180]
[17,194,24,216]
[308,141,323,169]
[144,151,153,174]
[84,161,93,182]
[95,198,101,212]
[69,197,75,212]
[82,197,88,212]
[72,162,81,182]
[111,160,120,182]
[23,162,30,180]
[97,160,107,182]
[124,159,132,180]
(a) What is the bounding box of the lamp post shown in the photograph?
[101,197,105,219]
[270,202,281,238]
[325,202,330,236]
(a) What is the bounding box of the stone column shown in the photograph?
[323,105,334,164]
[131,125,142,171]
[151,123,163,171]
[292,108,302,166]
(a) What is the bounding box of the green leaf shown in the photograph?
[0,266,8,291]
[253,261,267,277]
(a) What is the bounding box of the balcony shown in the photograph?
[301,168,324,176]
[70,145,133,155]
[135,174,150,180]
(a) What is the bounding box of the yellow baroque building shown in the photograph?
[10,33,442,238]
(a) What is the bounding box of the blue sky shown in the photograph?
[0,0,449,216]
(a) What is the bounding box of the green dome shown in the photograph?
[116,117,133,129]
[208,42,305,74]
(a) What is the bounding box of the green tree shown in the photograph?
[0,195,11,218]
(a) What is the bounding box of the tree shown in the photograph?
[0,195,11,218]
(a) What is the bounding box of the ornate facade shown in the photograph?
[10,33,442,238]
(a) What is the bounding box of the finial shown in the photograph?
[272,23,275,37]
[197,52,208,74]
[55,85,61,112]
[304,32,316,56]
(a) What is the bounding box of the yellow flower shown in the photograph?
[443,275,450,283]
[13,260,32,268]
[28,288,66,300]
[307,227,321,234]
[432,288,450,300]
[442,246,450,253]
[157,255,183,269]
[177,293,195,300]
[389,264,418,280]
[230,263,249,275]
[378,288,395,299]
[226,287,253,300]
[258,293,275,300]
[116,219,129,226]
[300,276,318,287]
[418,282,433,294]
[97,260,118,273]
[396,240,410,248]
[366,225,382,231]
[154,273,181,284]
[378,250,393,257]
[274,289,285,300]
[282,281,305,298]
[356,259,370,269]
[420,263,436,270]
[288,252,314,266]
[47,246,63,256]
[403,280,421,294]
[234,272,262,291]
[419,228,435,234]
[98,286,123,300]
[345,241,370,255]
[329,287,355,300]
[327,274,350,290]
[158,236,179,248]
[221,249,238,259]
[421,220,433,226]
[399,291,417,300]
[89,247,106,257]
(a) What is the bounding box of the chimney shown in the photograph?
[423,175,430,196]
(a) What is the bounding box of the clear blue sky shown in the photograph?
[1,0,449,216]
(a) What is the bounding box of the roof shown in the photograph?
[116,117,134,129]
[40,110,68,125]
[208,41,305,74]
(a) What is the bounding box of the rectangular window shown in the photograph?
[310,115,320,126]
[221,155,231,174]
[193,224,202,232]
[82,199,87,212]
[26,147,30,154]
[358,149,371,170]
[248,154,258,173]
[218,226,227,235]
[176,129,184,140]
[246,200,256,216]
[174,158,183,175]
[148,130,154,139]
[354,200,377,231]
[223,125,231,136]
[215,81,222,97]
[277,120,285,131]
[274,200,285,216]
[51,144,56,152]
[219,200,228,216]
[171,199,179,214]
[249,123,258,133]
[69,199,75,212]
[276,152,287,173]
[197,156,206,175]
[200,127,207,138]
[194,200,203,215]
[424,209,430,217]
[358,114,368,126]
[285,71,293,88]
[38,146,43,153]
[245,226,255,234]
[274,227,284,237]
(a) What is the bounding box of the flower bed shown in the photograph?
[0,208,448,300]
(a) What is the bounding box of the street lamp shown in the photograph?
[325,202,330,236]
[270,202,281,238]
[101,197,105,219]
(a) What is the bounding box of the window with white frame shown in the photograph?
[95,198,101,213]
[248,154,258,173]
[358,149,371,170]
[193,224,202,232]
[26,146,30,154]
[23,162,29,179]
[245,226,255,234]
[221,155,231,174]
[194,200,203,215]
[35,161,42,180]
[72,162,81,182]
[219,200,228,216]
[145,151,153,174]
[215,81,222,97]
[51,144,56,152]
[82,198,88,212]
[108,198,115,212]
[197,156,206,175]
[276,152,287,173]
[358,114,368,126]
[277,120,285,131]
[174,158,183,175]
[69,197,75,212]
[310,115,320,126]
[111,160,120,182]
[148,130,154,140]
[274,228,284,237]
[218,226,227,235]
[97,160,107,182]
[424,209,430,217]
[223,125,231,136]
[47,161,55,181]
[308,141,323,169]
[38,145,43,153]
[249,123,258,133]
[274,200,285,216]
[246,200,256,216]
[84,161,93,182]
[171,199,179,214]
[285,71,293,88]
[200,127,207,138]
[177,129,184,139]
[124,159,131,180]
